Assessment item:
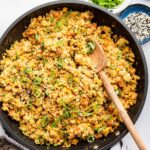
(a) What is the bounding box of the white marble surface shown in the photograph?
[0,0,150,150]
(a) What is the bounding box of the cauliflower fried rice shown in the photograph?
[0,8,140,147]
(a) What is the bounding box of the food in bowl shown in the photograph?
[123,12,150,42]
[90,0,124,9]
[0,8,139,148]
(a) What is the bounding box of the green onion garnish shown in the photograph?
[87,41,95,54]
[41,115,50,128]
[34,77,42,85]
[24,67,32,74]
[87,135,95,143]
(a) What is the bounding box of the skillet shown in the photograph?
[0,0,148,149]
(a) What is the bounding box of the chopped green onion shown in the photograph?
[51,117,62,128]
[41,115,50,128]
[54,144,59,147]
[58,100,70,110]
[34,77,42,85]
[2,93,7,97]
[67,75,73,84]
[117,51,122,60]
[63,110,71,119]
[45,90,49,97]
[12,77,17,83]
[24,67,32,74]
[87,135,95,143]
[13,52,19,61]
[41,42,45,50]
[110,64,115,70]
[55,21,63,29]
[27,100,33,109]
[35,33,39,41]
[90,0,124,9]
[56,58,63,69]
[115,88,121,96]
[57,39,64,47]
[43,58,48,65]
[50,17,54,22]
[21,77,29,83]
[34,89,41,98]
[87,41,95,54]
[36,56,42,60]
[84,112,93,117]
[95,126,106,133]
[79,90,84,95]
[63,10,72,17]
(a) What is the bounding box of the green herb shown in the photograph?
[21,77,29,83]
[34,89,41,98]
[83,112,93,117]
[87,135,95,143]
[35,33,39,41]
[43,58,48,65]
[90,0,124,8]
[50,17,54,22]
[34,77,42,85]
[45,90,49,97]
[31,49,35,54]
[27,100,33,109]
[58,100,70,110]
[57,39,64,47]
[117,51,122,60]
[55,21,63,30]
[115,88,121,96]
[2,93,7,97]
[12,77,17,83]
[56,58,63,69]
[63,110,71,119]
[95,126,106,133]
[51,108,71,128]
[51,116,62,128]
[54,10,72,31]
[63,10,72,17]
[87,41,95,54]
[47,71,56,83]
[41,115,50,128]
[13,52,19,61]
[54,144,59,147]
[110,64,115,70]
[67,75,73,84]
[24,67,32,74]
[41,42,45,50]
[125,55,129,60]
[36,56,43,60]
[79,90,84,95]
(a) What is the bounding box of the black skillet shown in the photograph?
[0,0,148,150]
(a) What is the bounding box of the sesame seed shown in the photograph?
[123,12,150,42]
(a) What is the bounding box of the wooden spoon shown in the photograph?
[90,40,147,150]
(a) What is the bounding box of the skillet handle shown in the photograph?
[99,71,147,150]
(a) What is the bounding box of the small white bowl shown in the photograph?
[109,0,132,14]
[83,0,132,14]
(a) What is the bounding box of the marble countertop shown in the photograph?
[0,0,150,150]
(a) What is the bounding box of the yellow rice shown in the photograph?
[0,8,139,147]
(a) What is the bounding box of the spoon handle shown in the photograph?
[99,71,147,150]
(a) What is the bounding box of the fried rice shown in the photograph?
[0,8,139,147]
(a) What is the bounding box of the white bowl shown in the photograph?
[82,0,132,14]
[110,0,132,14]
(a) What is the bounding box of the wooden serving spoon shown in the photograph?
[90,40,147,150]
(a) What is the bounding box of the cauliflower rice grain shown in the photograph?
[0,8,139,148]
